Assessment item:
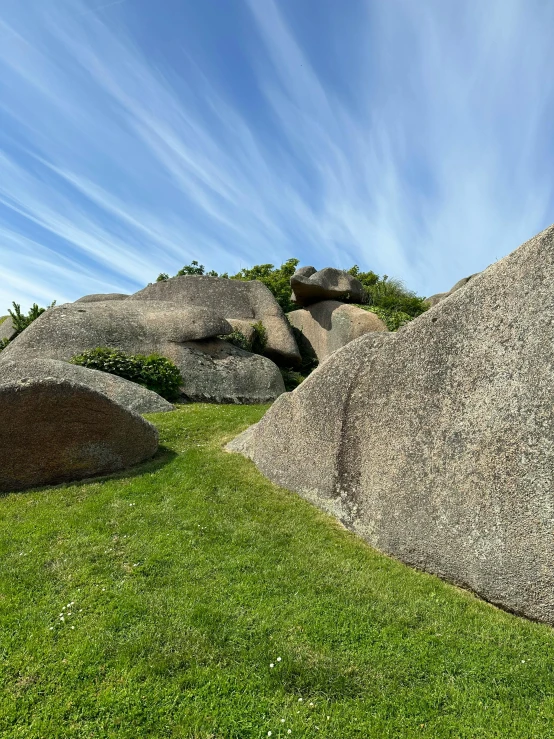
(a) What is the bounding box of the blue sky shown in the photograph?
[0,0,553,310]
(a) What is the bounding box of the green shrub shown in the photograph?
[251,320,267,354]
[0,338,9,352]
[8,301,56,337]
[279,368,306,391]
[70,347,183,401]
[356,305,413,332]
[222,330,252,352]
[221,321,268,356]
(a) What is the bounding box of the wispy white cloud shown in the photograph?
[0,0,552,312]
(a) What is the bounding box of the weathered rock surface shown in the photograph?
[0,316,16,341]
[172,339,285,404]
[291,267,367,306]
[287,301,388,363]
[229,224,554,625]
[74,293,129,303]
[128,276,301,365]
[0,359,173,415]
[0,301,233,363]
[0,301,284,405]
[425,273,480,307]
[0,378,158,492]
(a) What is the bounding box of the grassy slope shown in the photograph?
[1,405,554,739]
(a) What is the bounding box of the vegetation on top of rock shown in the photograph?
[70,347,183,401]
[355,305,414,332]
[156,259,300,313]
[0,301,56,353]
[220,321,268,356]
[347,267,428,317]
[156,259,428,319]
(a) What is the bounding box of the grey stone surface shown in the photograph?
[0,359,173,415]
[0,378,158,492]
[425,273,480,307]
[228,224,554,624]
[287,301,388,363]
[75,293,129,303]
[0,301,233,364]
[0,300,285,405]
[128,275,301,365]
[0,316,16,341]
[170,339,285,404]
[291,267,367,306]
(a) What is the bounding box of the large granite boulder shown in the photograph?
[287,301,388,363]
[0,316,16,341]
[0,378,158,492]
[291,267,367,306]
[0,301,233,363]
[425,273,480,307]
[128,276,301,365]
[74,293,129,303]
[173,339,285,404]
[0,301,285,405]
[0,359,173,415]
[229,224,554,625]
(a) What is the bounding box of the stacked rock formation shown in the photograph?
[0,276,299,405]
[287,267,388,363]
[229,224,554,625]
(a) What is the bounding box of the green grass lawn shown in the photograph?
[1,405,554,738]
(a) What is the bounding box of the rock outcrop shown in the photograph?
[291,267,367,306]
[287,301,387,363]
[0,359,173,415]
[175,339,285,403]
[425,273,480,307]
[128,276,301,365]
[0,301,232,363]
[0,300,285,405]
[0,378,158,492]
[0,316,15,341]
[74,293,129,303]
[229,224,554,625]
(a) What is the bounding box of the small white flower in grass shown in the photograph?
[521,659,526,663]
[267,733,272,737]
[71,626,75,630]
[277,657,282,662]
[309,702,314,707]
[49,627,54,631]
[280,719,285,723]
[287,731,292,735]
[270,663,274,668]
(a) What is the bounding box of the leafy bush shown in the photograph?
[222,330,252,352]
[0,301,57,352]
[279,368,306,392]
[70,347,183,401]
[231,259,299,313]
[348,266,428,317]
[356,305,414,332]
[250,320,267,354]
[220,321,268,355]
[8,301,56,336]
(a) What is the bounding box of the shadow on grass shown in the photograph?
[0,444,178,499]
